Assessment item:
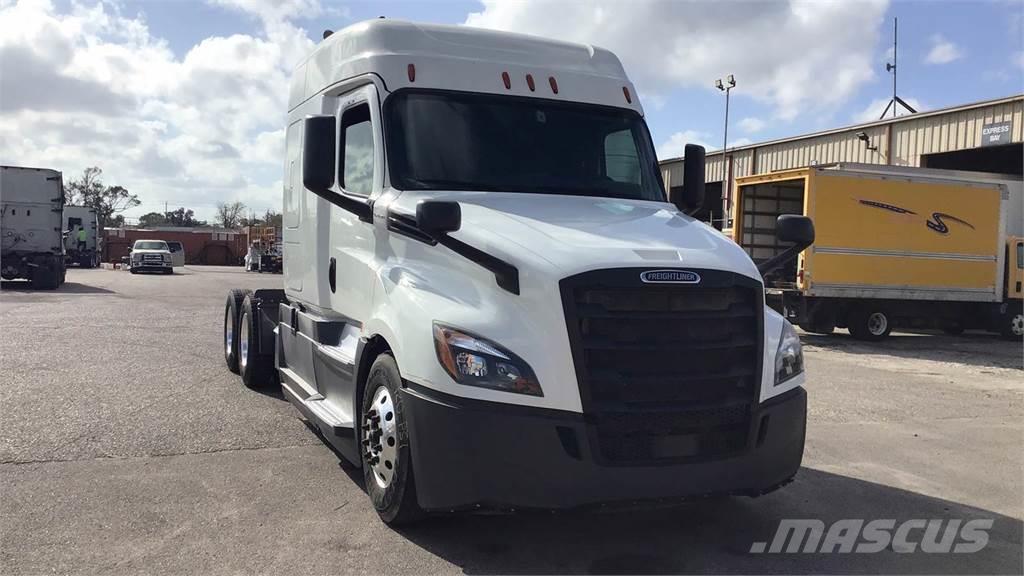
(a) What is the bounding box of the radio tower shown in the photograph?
[879,17,917,120]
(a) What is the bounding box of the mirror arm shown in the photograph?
[306,186,373,223]
[386,207,520,295]
[435,234,520,295]
[756,241,812,277]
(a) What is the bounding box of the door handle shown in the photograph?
[329,257,336,293]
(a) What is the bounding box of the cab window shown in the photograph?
[339,104,374,196]
[1016,241,1022,268]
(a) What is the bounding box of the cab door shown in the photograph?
[326,83,385,320]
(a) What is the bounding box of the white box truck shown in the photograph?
[221,20,814,524]
[1,166,66,288]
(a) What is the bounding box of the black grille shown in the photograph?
[560,268,763,465]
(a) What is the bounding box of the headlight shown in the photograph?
[163,254,171,262]
[775,320,804,385]
[432,323,542,396]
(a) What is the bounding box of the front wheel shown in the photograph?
[848,306,892,341]
[361,354,423,525]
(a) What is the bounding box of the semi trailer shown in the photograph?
[221,20,814,524]
[63,205,101,268]
[733,164,1023,340]
[1,166,66,289]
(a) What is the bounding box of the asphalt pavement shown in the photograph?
[1,266,1021,574]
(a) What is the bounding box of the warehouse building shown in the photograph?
[660,94,1024,227]
[103,227,246,265]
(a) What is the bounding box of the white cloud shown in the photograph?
[0,0,318,222]
[466,0,889,120]
[738,117,766,133]
[657,130,713,160]
[925,34,963,65]
[853,97,926,123]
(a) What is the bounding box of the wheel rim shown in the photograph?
[868,312,888,336]
[363,387,398,489]
[1012,314,1024,336]
[239,312,249,372]
[225,308,234,358]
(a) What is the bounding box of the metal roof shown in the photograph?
[660,93,1024,164]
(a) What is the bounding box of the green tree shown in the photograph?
[65,167,140,228]
[138,212,167,227]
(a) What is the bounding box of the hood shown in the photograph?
[132,249,170,255]
[389,191,761,281]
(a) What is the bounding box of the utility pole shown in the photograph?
[716,74,736,228]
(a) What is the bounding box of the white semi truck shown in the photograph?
[221,20,814,524]
[1,166,66,288]
[63,205,101,268]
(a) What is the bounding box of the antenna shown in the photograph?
[879,17,917,120]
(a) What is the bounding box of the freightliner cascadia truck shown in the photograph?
[221,20,815,524]
[733,164,1023,340]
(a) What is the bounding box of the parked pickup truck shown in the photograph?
[129,239,174,274]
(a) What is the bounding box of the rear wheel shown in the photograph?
[223,289,250,373]
[1000,310,1024,340]
[238,296,275,388]
[848,306,892,341]
[941,322,965,336]
[30,257,59,290]
[361,354,423,525]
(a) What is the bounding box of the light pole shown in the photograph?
[716,74,736,228]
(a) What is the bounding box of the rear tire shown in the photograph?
[361,354,423,525]
[848,306,892,341]
[238,295,275,389]
[941,322,965,336]
[999,310,1024,340]
[30,257,59,290]
[224,288,250,373]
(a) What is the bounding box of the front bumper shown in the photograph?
[132,261,171,270]
[401,383,806,511]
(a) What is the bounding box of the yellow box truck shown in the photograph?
[733,164,1023,340]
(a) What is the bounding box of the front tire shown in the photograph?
[223,289,250,373]
[361,354,423,525]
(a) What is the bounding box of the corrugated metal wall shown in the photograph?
[659,96,1024,190]
[890,99,1024,166]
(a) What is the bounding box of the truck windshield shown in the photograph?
[386,90,665,202]
[134,241,168,250]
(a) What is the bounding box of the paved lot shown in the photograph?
[1,266,1022,574]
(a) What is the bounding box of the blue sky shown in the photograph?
[3,0,1022,222]
[128,0,1024,152]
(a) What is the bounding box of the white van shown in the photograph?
[222,20,813,524]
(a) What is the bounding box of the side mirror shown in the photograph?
[775,214,815,246]
[416,201,461,237]
[301,115,372,221]
[302,115,336,193]
[672,143,705,215]
[757,215,815,277]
